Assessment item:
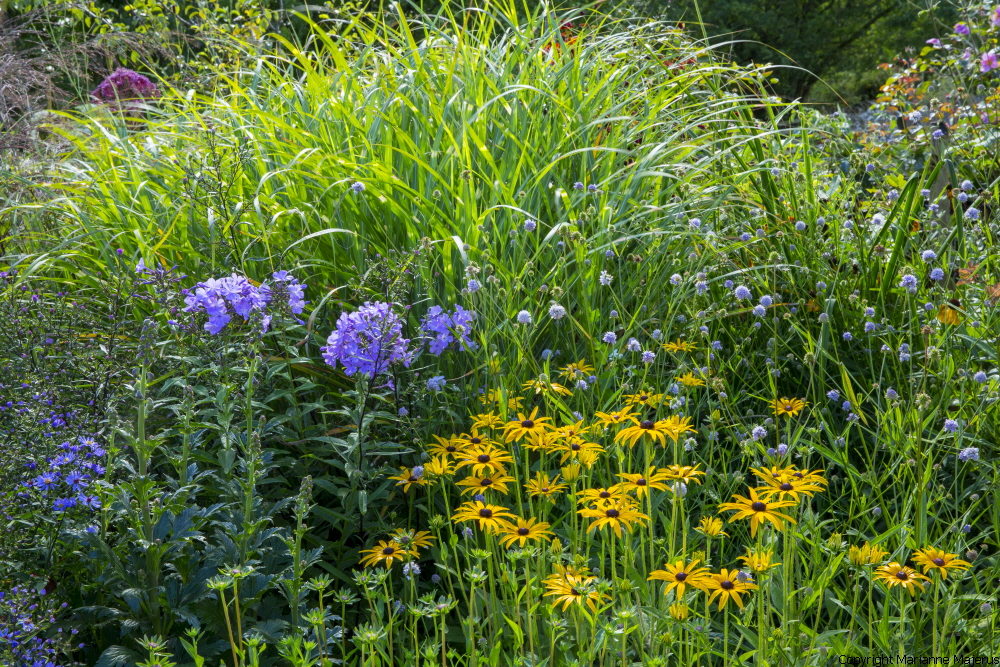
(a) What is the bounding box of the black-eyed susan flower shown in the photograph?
[848,542,887,567]
[661,415,696,442]
[705,569,758,609]
[663,339,696,354]
[615,418,674,448]
[661,463,706,485]
[390,529,435,550]
[696,516,729,538]
[423,456,455,478]
[503,407,551,442]
[593,408,637,429]
[497,516,553,547]
[523,377,572,396]
[388,467,427,492]
[471,411,504,430]
[676,372,706,388]
[522,430,561,452]
[553,420,590,440]
[478,389,524,411]
[911,547,971,579]
[428,434,464,458]
[577,487,626,507]
[614,467,671,498]
[359,540,413,568]
[560,463,582,482]
[452,429,493,449]
[543,571,608,612]
[554,438,604,464]
[874,562,930,596]
[624,391,664,408]
[937,303,961,326]
[668,603,689,620]
[578,499,649,537]
[451,501,517,533]
[524,472,568,499]
[758,465,828,487]
[738,548,780,572]
[558,359,595,381]
[647,559,711,597]
[718,487,797,536]
[752,467,824,501]
[454,444,514,476]
[770,397,807,418]
[456,472,516,496]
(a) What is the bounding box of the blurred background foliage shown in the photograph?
[0,0,957,108]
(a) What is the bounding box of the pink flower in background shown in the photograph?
[927,38,942,48]
[983,50,1000,72]
[993,7,1000,27]
[955,22,971,35]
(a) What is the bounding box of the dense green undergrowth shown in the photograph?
[2,2,1000,666]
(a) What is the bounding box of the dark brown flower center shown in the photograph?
[751,502,767,512]
[640,420,655,429]
[521,420,535,428]
[720,580,734,590]
[470,437,482,444]
[446,445,458,452]
[571,443,581,451]
[570,587,581,596]
[793,472,804,479]
[382,547,395,555]
[636,478,647,486]
[780,483,793,491]
[599,491,611,498]
[477,454,491,463]
[480,478,493,486]
[640,395,649,401]
[541,487,550,493]
[674,572,687,582]
[479,508,493,518]
[408,476,418,482]
[517,527,530,536]
[933,558,945,567]
[784,404,794,411]
[606,509,621,518]
[895,571,909,580]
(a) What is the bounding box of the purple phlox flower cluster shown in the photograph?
[90,68,159,108]
[182,271,306,335]
[321,302,414,378]
[420,305,476,355]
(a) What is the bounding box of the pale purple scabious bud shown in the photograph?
[886,388,899,399]
[696,281,708,294]
[818,313,829,323]
[827,390,840,401]
[958,447,979,462]
[426,375,446,392]
[651,329,662,340]
[930,268,945,281]
[642,350,655,363]
[740,232,752,241]
[759,295,772,307]
[548,303,567,320]
[751,426,767,441]
[462,527,474,538]
[602,331,617,344]
[587,184,598,193]
[516,310,532,324]
[795,221,806,231]
[734,285,752,300]
[670,274,682,285]
[900,274,918,293]
[943,419,960,433]
[777,443,788,456]
[973,371,987,383]
[753,305,766,317]
[842,331,853,341]
[524,219,537,232]
[872,506,882,517]
[431,574,441,584]
[626,337,641,352]
[966,207,980,220]
[402,562,421,580]
[573,181,584,190]
[599,271,613,286]
[921,249,937,263]
[609,310,619,318]
[398,406,409,416]
[351,182,366,193]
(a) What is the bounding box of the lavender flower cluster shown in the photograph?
[180,270,306,335]
[90,68,159,109]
